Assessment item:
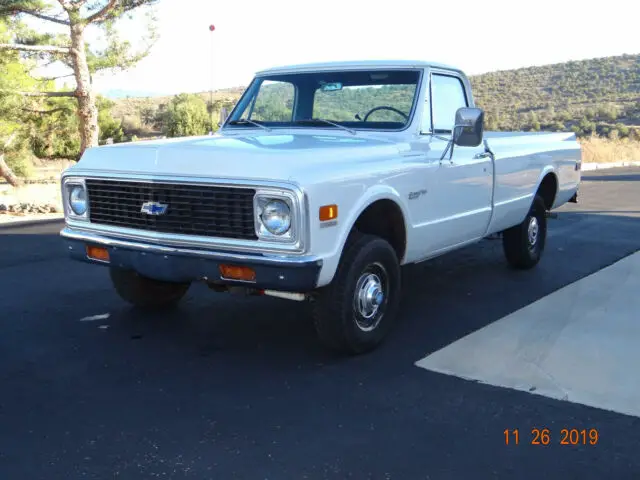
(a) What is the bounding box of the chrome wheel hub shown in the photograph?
[353,266,387,332]
[528,216,539,247]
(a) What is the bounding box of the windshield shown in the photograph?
[225,69,421,131]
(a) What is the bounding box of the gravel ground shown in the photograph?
[0,182,63,222]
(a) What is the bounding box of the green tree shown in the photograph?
[30,94,124,158]
[97,96,124,144]
[0,17,37,185]
[140,104,156,127]
[614,123,630,138]
[163,93,210,138]
[0,0,158,158]
[29,96,80,158]
[597,103,619,122]
[529,112,541,131]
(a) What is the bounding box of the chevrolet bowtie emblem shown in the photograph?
[140,201,168,215]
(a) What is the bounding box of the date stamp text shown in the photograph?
[504,428,599,446]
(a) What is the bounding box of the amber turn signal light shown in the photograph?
[219,264,256,282]
[319,204,338,221]
[86,245,109,262]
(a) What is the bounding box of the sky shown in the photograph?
[35,0,640,97]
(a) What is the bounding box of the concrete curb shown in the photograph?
[582,161,640,171]
[0,214,64,229]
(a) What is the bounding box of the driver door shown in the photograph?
[409,71,493,256]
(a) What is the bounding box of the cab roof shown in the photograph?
[255,59,464,76]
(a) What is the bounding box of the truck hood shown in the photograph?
[70,131,410,185]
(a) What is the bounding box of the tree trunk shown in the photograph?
[0,134,22,187]
[69,23,99,158]
[0,152,23,187]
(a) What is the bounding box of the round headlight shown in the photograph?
[261,199,291,235]
[69,185,87,215]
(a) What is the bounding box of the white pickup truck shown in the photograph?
[60,60,582,354]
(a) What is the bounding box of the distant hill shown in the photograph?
[471,53,640,137]
[110,86,246,138]
[112,53,640,139]
[101,89,171,99]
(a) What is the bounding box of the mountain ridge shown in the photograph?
[112,53,640,139]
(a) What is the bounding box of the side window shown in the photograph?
[248,80,295,122]
[430,74,468,132]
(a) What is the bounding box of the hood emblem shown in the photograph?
[141,201,168,215]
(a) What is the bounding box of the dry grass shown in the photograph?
[579,136,640,164]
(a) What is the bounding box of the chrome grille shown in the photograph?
[85,179,257,240]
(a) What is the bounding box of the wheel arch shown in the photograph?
[535,168,559,211]
[339,188,409,263]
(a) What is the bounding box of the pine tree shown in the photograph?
[0,17,37,185]
[0,0,158,159]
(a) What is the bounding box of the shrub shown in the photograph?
[163,93,211,138]
[4,140,34,178]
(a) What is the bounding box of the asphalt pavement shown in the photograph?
[1,167,639,479]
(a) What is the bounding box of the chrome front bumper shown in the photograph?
[61,227,323,292]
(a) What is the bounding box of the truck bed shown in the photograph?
[484,131,582,235]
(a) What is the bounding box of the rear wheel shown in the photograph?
[502,194,547,269]
[311,233,401,354]
[109,267,191,309]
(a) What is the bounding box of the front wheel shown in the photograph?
[109,267,191,310]
[502,194,547,269]
[311,234,401,355]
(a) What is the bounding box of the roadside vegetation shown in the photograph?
[472,54,640,139]
[0,0,160,187]
[579,135,640,164]
[109,53,640,167]
[111,53,640,143]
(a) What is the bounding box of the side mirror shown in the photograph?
[452,107,484,147]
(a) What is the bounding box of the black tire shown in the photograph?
[311,233,401,355]
[502,194,547,269]
[109,267,191,309]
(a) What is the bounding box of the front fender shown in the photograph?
[314,184,410,287]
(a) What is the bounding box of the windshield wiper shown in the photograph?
[294,118,356,135]
[227,118,272,132]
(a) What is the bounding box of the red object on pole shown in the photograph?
[209,24,215,133]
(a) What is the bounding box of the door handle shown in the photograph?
[473,152,492,160]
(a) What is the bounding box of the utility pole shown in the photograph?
[209,24,215,134]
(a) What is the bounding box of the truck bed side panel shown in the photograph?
[484,131,581,234]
